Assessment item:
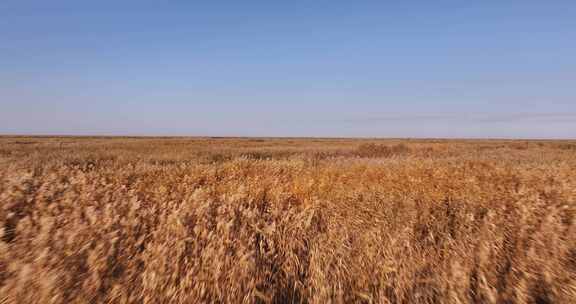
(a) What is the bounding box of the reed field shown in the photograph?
[1,136,575,303]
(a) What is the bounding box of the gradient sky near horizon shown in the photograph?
[1,1,575,138]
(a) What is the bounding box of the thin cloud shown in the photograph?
[338,113,576,124]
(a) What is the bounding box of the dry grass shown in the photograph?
[1,136,576,303]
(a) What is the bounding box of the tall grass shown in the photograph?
[1,137,575,303]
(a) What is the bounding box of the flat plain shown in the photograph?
[1,136,575,303]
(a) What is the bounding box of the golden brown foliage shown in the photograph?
[1,136,576,303]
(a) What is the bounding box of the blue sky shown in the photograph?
[1,1,575,138]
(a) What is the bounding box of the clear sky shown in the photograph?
[1,1,575,138]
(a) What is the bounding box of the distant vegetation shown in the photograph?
[1,137,575,303]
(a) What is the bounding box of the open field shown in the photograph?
[1,136,576,303]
